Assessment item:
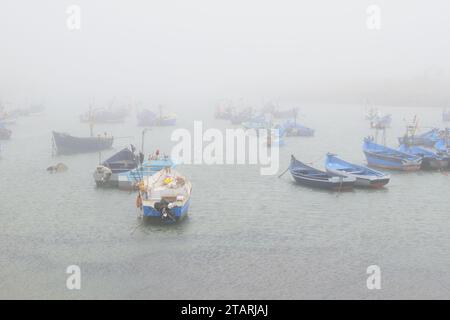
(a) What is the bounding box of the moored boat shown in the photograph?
[325,153,390,188]
[52,131,114,155]
[281,119,314,137]
[443,108,450,121]
[137,167,192,223]
[398,128,440,147]
[363,138,421,171]
[289,155,355,190]
[137,108,177,126]
[398,144,449,170]
[0,124,11,140]
[117,154,175,190]
[93,146,140,187]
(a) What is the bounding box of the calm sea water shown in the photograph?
[1,104,450,299]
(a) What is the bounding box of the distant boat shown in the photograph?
[398,128,440,147]
[93,146,140,187]
[398,144,449,170]
[137,108,177,126]
[230,108,253,125]
[280,119,314,137]
[137,167,192,223]
[52,131,113,155]
[443,108,450,121]
[272,108,298,119]
[325,153,390,188]
[80,107,129,124]
[370,114,392,129]
[0,126,11,140]
[214,106,233,120]
[289,155,355,190]
[363,138,422,171]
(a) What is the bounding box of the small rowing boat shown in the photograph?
[93,146,140,187]
[289,155,355,190]
[363,137,422,171]
[325,153,390,188]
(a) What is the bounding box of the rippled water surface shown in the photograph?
[1,104,450,299]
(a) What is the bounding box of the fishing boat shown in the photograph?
[0,126,11,140]
[363,138,422,171]
[289,155,356,190]
[80,107,129,124]
[230,109,253,125]
[93,146,140,187]
[117,154,175,190]
[214,106,233,120]
[272,108,298,119]
[52,131,113,155]
[443,108,450,121]
[370,114,392,129]
[137,108,177,126]
[137,167,192,223]
[281,119,314,137]
[398,128,440,147]
[325,153,390,188]
[398,144,449,170]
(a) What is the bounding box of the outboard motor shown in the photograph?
[154,199,176,222]
[93,165,112,186]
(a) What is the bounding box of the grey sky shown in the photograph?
[1,0,449,108]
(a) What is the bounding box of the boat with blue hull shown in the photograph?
[93,146,140,187]
[398,128,440,147]
[280,119,314,137]
[118,156,175,190]
[398,144,449,170]
[289,155,355,190]
[325,153,390,188]
[137,168,192,224]
[363,138,422,171]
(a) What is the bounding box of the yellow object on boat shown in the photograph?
[163,177,173,184]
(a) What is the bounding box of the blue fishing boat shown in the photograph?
[398,144,449,170]
[363,138,422,171]
[93,146,140,187]
[325,153,390,188]
[281,119,314,137]
[118,155,175,190]
[137,167,192,223]
[443,109,450,121]
[398,128,440,147]
[289,155,355,190]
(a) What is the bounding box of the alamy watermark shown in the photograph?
[366,5,381,30]
[66,5,81,30]
[366,265,381,290]
[66,265,81,290]
[170,121,280,175]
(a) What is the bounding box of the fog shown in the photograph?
[1,0,449,109]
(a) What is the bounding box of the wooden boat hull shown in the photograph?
[364,151,421,171]
[421,157,449,170]
[326,169,390,188]
[52,131,113,155]
[289,155,355,191]
[291,174,354,190]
